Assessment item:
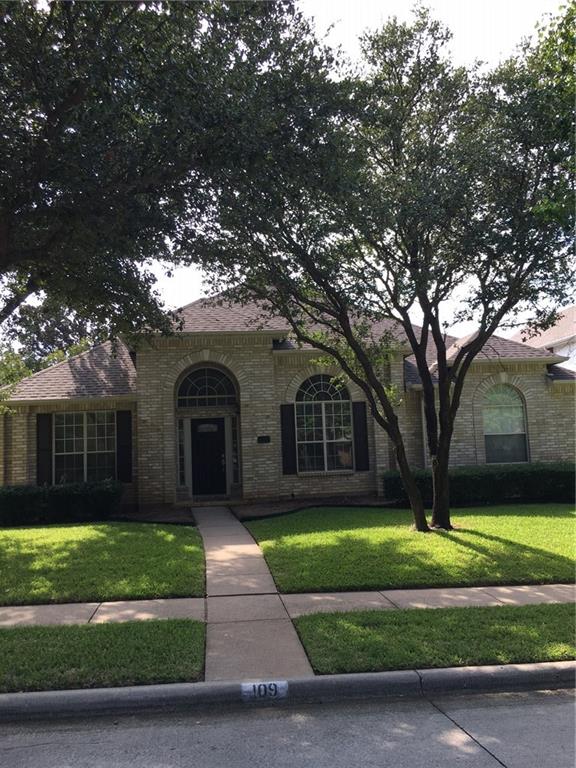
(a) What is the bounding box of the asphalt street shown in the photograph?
[1,688,574,768]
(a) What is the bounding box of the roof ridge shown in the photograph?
[175,292,229,314]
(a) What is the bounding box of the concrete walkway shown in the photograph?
[193,506,314,681]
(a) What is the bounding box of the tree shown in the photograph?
[191,7,573,530]
[0,0,314,333]
[0,345,31,387]
[3,298,100,368]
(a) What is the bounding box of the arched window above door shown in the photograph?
[177,367,237,408]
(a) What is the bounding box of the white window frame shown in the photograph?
[52,411,117,484]
[295,397,354,474]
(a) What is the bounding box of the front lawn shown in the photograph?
[295,603,575,674]
[246,504,575,593]
[0,523,205,605]
[0,619,205,692]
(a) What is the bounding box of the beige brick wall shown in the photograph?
[135,335,384,507]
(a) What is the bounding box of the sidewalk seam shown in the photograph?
[87,603,102,624]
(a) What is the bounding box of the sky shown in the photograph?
[151,0,564,334]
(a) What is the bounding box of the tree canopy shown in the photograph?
[191,6,574,529]
[0,0,320,334]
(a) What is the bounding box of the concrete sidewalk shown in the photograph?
[0,582,572,627]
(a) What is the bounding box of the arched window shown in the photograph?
[177,367,237,408]
[483,384,528,463]
[295,375,353,472]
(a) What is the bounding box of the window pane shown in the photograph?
[325,402,352,441]
[484,384,523,407]
[54,454,84,484]
[297,443,325,472]
[177,367,236,407]
[483,406,525,435]
[178,419,186,486]
[485,434,528,464]
[326,441,353,470]
[87,453,116,482]
[55,413,85,454]
[296,403,323,442]
[86,412,116,452]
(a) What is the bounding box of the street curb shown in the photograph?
[0,661,573,722]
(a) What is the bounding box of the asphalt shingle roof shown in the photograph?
[443,332,561,363]
[174,297,291,333]
[7,298,572,402]
[8,341,136,402]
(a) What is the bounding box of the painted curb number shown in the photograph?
[241,681,289,702]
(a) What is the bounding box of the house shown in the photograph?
[1,297,574,511]
[512,306,576,371]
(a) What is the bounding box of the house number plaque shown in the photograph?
[241,681,288,702]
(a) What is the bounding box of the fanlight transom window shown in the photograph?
[296,375,350,402]
[482,384,528,463]
[295,375,353,472]
[177,368,237,408]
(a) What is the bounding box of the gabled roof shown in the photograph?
[511,306,576,348]
[442,332,564,364]
[8,341,136,402]
[404,331,566,387]
[174,297,290,334]
[404,332,458,387]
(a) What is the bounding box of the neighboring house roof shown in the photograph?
[8,341,136,402]
[511,306,576,348]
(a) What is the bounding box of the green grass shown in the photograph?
[0,523,205,605]
[246,504,575,593]
[0,619,205,692]
[295,603,576,674]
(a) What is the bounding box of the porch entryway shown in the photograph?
[175,366,242,501]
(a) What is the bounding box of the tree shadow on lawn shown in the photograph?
[263,519,575,593]
[249,503,575,538]
[0,522,205,606]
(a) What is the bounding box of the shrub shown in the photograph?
[382,463,576,507]
[0,480,123,527]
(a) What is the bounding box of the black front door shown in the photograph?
[191,418,227,496]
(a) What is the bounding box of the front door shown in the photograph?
[191,418,227,496]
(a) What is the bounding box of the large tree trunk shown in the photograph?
[395,442,429,532]
[430,444,452,529]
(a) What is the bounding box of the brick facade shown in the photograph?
[1,331,574,510]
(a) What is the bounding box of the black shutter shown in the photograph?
[280,404,297,475]
[36,414,52,485]
[352,402,370,471]
[116,410,133,482]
